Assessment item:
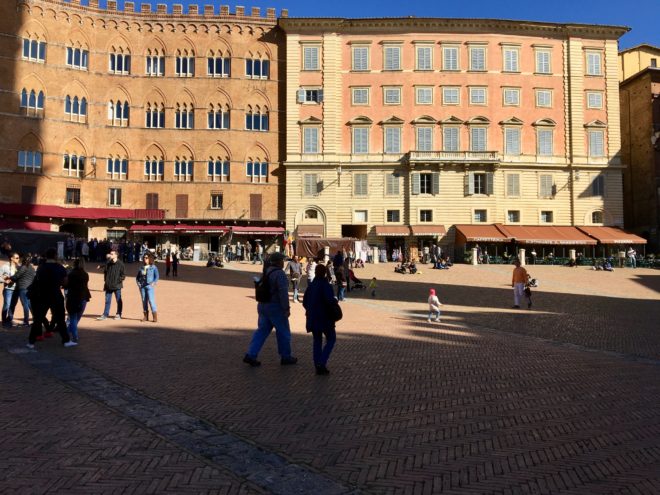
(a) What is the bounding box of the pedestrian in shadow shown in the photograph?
[137,252,159,322]
[303,263,340,375]
[65,259,91,343]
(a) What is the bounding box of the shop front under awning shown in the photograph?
[229,226,285,236]
[455,224,511,244]
[577,226,647,244]
[410,225,447,237]
[497,225,597,245]
[129,224,228,234]
[374,225,412,236]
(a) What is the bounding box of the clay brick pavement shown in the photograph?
[1,260,660,494]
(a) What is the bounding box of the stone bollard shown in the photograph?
[519,248,526,266]
[372,246,379,264]
[569,249,576,261]
[471,247,478,265]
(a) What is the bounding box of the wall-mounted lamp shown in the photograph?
[574,170,581,181]
[337,165,342,175]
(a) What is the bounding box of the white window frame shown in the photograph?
[353,173,369,197]
[469,87,487,105]
[108,187,122,206]
[303,126,320,154]
[63,154,85,177]
[535,89,552,108]
[354,210,368,223]
[586,91,603,109]
[352,87,370,106]
[383,86,401,105]
[303,173,320,196]
[415,45,433,71]
[537,129,554,156]
[386,173,400,196]
[586,50,603,76]
[23,38,47,63]
[146,54,165,76]
[383,44,402,71]
[18,150,42,173]
[384,126,402,154]
[106,157,128,181]
[174,160,194,182]
[144,159,164,181]
[416,127,433,151]
[352,45,369,71]
[207,160,230,182]
[442,45,459,71]
[473,209,488,223]
[469,127,487,152]
[419,209,433,223]
[443,126,460,152]
[352,127,369,154]
[442,86,460,105]
[535,49,552,74]
[540,210,554,224]
[588,130,605,157]
[502,46,520,72]
[507,210,521,223]
[504,127,521,155]
[386,209,401,223]
[415,86,433,105]
[506,173,520,197]
[539,174,554,198]
[66,46,88,70]
[468,45,486,71]
[503,88,520,106]
[210,193,224,209]
[302,45,320,71]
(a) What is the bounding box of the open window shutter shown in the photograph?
[297,89,305,103]
[318,89,324,102]
[317,179,324,194]
[432,172,440,195]
[486,172,494,195]
[412,173,420,195]
[467,172,475,195]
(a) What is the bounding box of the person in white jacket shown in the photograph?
[427,288,442,322]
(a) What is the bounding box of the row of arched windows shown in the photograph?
[18,88,268,131]
[21,36,270,79]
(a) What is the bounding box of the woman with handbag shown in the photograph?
[136,252,159,322]
[303,263,341,375]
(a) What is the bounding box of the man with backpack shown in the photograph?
[243,252,298,367]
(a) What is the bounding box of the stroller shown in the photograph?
[348,269,367,290]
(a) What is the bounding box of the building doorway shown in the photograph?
[341,225,367,239]
[59,223,88,239]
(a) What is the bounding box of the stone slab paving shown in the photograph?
[2,260,660,494]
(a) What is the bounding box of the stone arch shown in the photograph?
[175,36,197,55]
[21,18,49,40]
[208,88,233,108]
[143,35,168,55]
[106,33,132,53]
[245,143,270,163]
[105,84,132,105]
[174,88,196,108]
[173,143,195,161]
[144,87,168,106]
[583,209,611,225]
[207,141,232,160]
[67,28,91,50]
[62,79,89,100]
[144,142,166,160]
[18,132,44,152]
[61,137,88,156]
[295,205,327,231]
[246,89,272,109]
[107,141,130,159]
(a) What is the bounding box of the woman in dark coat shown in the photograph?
[302,264,339,375]
[65,259,91,344]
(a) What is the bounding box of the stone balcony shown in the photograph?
[408,150,500,164]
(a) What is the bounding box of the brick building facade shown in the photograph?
[0,0,286,252]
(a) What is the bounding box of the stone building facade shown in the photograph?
[620,66,660,250]
[0,0,286,248]
[280,17,629,256]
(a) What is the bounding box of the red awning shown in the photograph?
[129,224,227,234]
[230,226,284,235]
[577,226,647,244]
[0,203,136,220]
[0,219,52,231]
[296,225,324,237]
[455,224,511,243]
[497,225,596,245]
[410,225,446,237]
[374,225,411,236]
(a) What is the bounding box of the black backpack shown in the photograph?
[255,269,280,303]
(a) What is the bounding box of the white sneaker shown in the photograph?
[26,343,35,350]
[292,299,298,303]
[427,318,432,322]
[114,315,122,320]
[435,318,441,323]
[64,341,78,348]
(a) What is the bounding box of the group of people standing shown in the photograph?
[1,244,160,350]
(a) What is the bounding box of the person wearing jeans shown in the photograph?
[1,252,19,328]
[65,259,91,343]
[136,252,159,322]
[303,263,338,375]
[97,250,125,320]
[9,254,35,326]
[243,252,297,367]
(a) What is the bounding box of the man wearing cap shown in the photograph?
[243,251,298,366]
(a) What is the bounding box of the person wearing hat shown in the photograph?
[243,251,298,366]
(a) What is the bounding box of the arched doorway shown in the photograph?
[59,223,88,239]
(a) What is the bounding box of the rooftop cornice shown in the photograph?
[279,17,629,40]
[19,0,284,26]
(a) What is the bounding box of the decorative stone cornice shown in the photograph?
[279,17,629,41]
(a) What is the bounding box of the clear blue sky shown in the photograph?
[103,0,657,50]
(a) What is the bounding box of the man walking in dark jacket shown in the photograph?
[97,250,125,320]
[27,248,74,349]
